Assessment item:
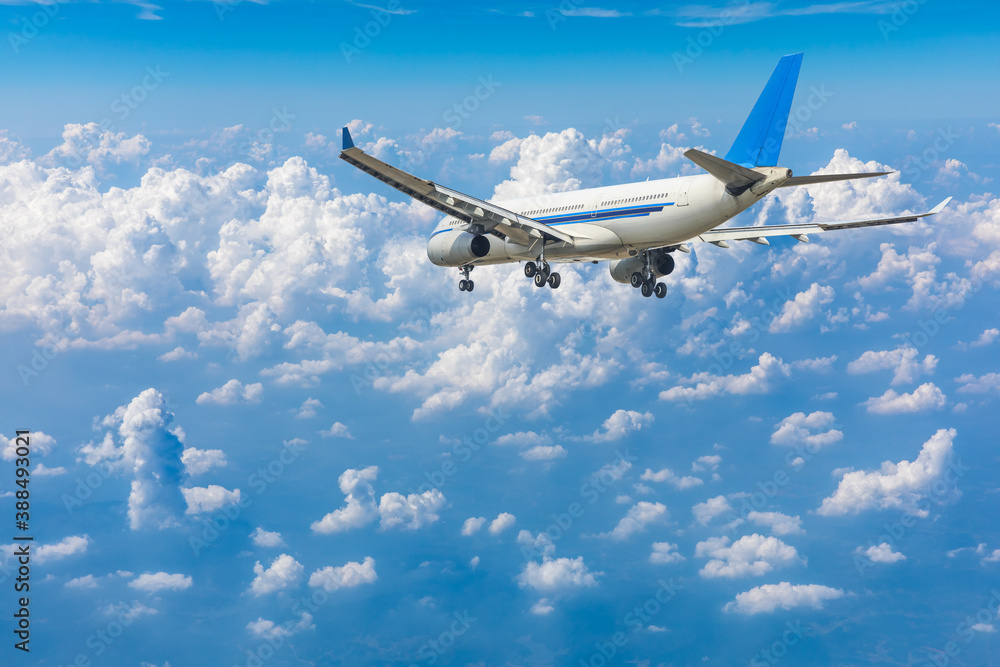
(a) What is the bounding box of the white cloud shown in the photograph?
[489,512,517,535]
[296,397,323,418]
[958,328,999,350]
[129,572,193,593]
[650,542,685,564]
[847,345,937,385]
[818,428,958,516]
[696,534,802,579]
[246,612,314,639]
[530,598,555,615]
[65,574,99,589]
[158,346,196,362]
[600,501,668,540]
[971,623,996,633]
[770,411,842,449]
[862,382,947,414]
[1,431,56,461]
[495,431,551,447]
[378,490,446,530]
[181,448,227,476]
[33,463,67,476]
[769,283,835,333]
[44,122,150,169]
[660,353,792,402]
[520,445,568,461]
[250,527,286,548]
[692,455,721,472]
[585,409,654,442]
[955,372,1000,395]
[692,495,732,525]
[250,554,304,596]
[640,467,703,490]
[182,485,241,514]
[517,557,601,592]
[462,517,486,536]
[724,582,844,614]
[36,535,90,564]
[309,556,377,592]
[195,379,263,405]
[319,422,353,438]
[855,543,906,564]
[311,466,379,533]
[747,511,805,536]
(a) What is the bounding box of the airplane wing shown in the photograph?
[695,197,952,248]
[338,127,575,247]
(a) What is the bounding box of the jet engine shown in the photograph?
[609,250,675,284]
[427,231,492,266]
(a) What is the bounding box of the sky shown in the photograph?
[1,1,999,665]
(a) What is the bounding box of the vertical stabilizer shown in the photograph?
[724,53,803,168]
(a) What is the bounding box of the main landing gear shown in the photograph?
[630,250,668,299]
[458,265,475,292]
[524,260,561,289]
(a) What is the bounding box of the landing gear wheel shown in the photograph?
[459,279,468,292]
[630,272,643,288]
[524,261,537,278]
[547,272,561,289]
[654,282,667,299]
[534,272,547,288]
[641,282,653,298]
[466,280,475,292]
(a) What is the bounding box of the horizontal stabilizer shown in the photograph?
[779,171,891,187]
[684,148,764,194]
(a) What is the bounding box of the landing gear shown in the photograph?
[547,272,561,289]
[635,250,668,299]
[524,261,537,278]
[457,265,474,292]
[654,282,667,299]
[630,272,643,288]
[525,255,560,289]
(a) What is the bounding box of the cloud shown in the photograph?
[692,455,721,472]
[182,485,242,514]
[693,495,732,525]
[747,511,805,536]
[957,328,999,350]
[520,445,568,461]
[311,466,379,533]
[181,448,227,476]
[847,345,937,385]
[855,543,906,564]
[462,517,486,536]
[495,431,551,447]
[640,467,703,490]
[309,556,378,592]
[585,409,654,442]
[250,554,304,595]
[1,431,56,461]
[129,572,193,593]
[818,428,958,516]
[34,463,67,476]
[158,346,196,362]
[377,490,446,530]
[650,542,685,564]
[955,372,1000,395]
[319,422,353,438]
[36,535,90,565]
[195,379,263,405]
[862,382,947,414]
[696,534,802,579]
[517,557,601,592]
[246,612,314,639]
[250,527,286,548]
[660,353,792,402]
[770,411,842,449]
[600,502,668,540]
[530,598,555,615]
[769,283,834,333]
[296,397,323,418]
[724,582,845,614]
[65,574,99,589]
[489,512,517,535]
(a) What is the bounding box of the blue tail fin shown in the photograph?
[724,53,803,168]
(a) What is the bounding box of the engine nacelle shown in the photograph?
[609,250,675,284]
[427,231,492,266]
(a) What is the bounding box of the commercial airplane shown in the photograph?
[340,53,950,299]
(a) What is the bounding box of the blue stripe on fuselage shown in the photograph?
[427,202,675,238]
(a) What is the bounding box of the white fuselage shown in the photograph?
[425,170,786,267]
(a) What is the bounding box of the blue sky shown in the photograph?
[1,1,999,665]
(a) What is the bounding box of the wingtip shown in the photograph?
[929,196,953,215]
[342,126,354,150]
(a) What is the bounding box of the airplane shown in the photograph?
[339,53,950,299]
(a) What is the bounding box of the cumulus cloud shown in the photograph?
[295,397,323,418]
[692,455,721,472]
[660,353,793,401]
[770,411,842,449]
[695,534,802,579]
[462,517,486,536]
[309,556,377,592]
[640,467,703,490]
[855,543,906,564]
[182,485,241,514]
[693,495,733,525]
[489,512,517,535]
[650,542,685,564]
[520,445,568,461]
[36,535,90,565]
[600,501,669,540]
[769,283,835,333]
[1,431,56,461]
[195,379,263,405]
[585,409,654,442]
[495,431,551,447]
[955,372,1000,395]
[319,422,353,438]
[250,554,304,595]
[377,489,446,530]
[311,466,379,533]
[250,527,286,548]
[818,428,958,516]
[862,382,947,414]
[747,511,805,536]
[724,582,844,614]
[246,612,314,639]
[129,572,193,593]
[516,557,601,592]
[180,448,227,476]
[847,345,937,385]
